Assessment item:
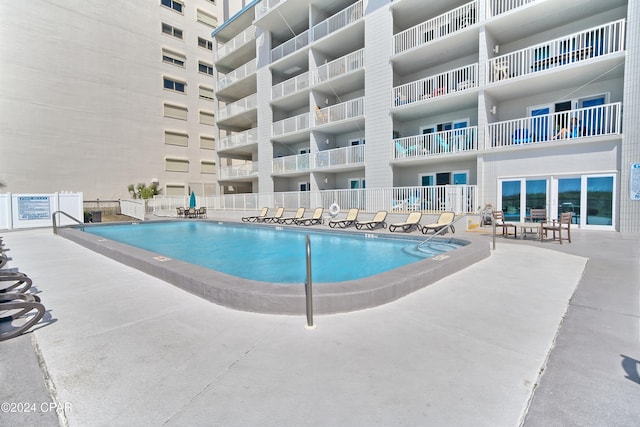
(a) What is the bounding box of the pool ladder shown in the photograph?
[416,214,467,251]
[304,235,316,329]
[52,210,85,235]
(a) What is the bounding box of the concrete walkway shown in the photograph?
[1,224,638,426]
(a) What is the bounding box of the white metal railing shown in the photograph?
[312,1,363,41]
[219,161,259,180]
[394,0,478,55]
[272,71,310,100]
[393,63,478,107]
[218,59,256,91]
[272,112,310,136]
[393,127,478,159]
[488,19,626,83]
[271,30,309,62]
[273,153,311,174]
[489,0,537,17]
[255,0,283,19]
[219,128,258,150]
[487,103,622,149]
[315,49,364,84]
[120,199,146,221]
[314,97,365,126]
[218,94,257,121]
[216,26,256,61]
[313,145,365,169]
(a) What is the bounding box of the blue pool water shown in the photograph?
[84,222,460,283]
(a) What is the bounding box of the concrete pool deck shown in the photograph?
[1,218,639,426]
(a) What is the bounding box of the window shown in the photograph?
[198,62,213,75]
[163,77,186,93]
[166,185,186,196]
[164,104,188,120]
[161,0,183,13]
[201,161,217,174]
[161,22,183,39]
[165,158,189,172]
[199,86,214,101]
[199,111,215,126]
[197,10,218,28]
[165,131,188,146]
[200,136,216,150]
[162,49,185,67]
[198,37,213,51]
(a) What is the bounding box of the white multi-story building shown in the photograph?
[0,0,223,200]
[213,0,640,232]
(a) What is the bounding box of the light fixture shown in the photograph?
[493,45,500,54]
[324,177,328,184]
[490,105,497,115]
[325,138,330,145]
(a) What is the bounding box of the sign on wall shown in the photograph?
[18,196,51,220]
[631,163,640,201]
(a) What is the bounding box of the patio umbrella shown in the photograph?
[189,191,196,208]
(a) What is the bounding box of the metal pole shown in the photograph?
[492,216,496,250]
[304,235,315,329]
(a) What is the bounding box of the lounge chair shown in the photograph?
[295,208,324,226]
[421,212,456,234]
[492,210,517,237]
[542,212,572,244]
[389,212,422,232]
[328,208,359,228]
[0,292,46,342]
[279,208,305,225]
[355,211,388,230]
[262,207,285,223]
[1,271,33,294]
[242,207,268,222]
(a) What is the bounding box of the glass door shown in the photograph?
[586,176,613,226]
[530,106,550,142]
[501,180,521,221]
[557,178,581,224]
[526,179,547,218]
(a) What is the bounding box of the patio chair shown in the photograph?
[242,207,268,222]
[355,211,388,230]
[295,208,324,226]
[1,271,33,294]
[186,207,197,218]
[279,208,305,225]
[542,212,572,244]
[329,208,359,228]
[262,207,285,223]
[421,212,456,234]
[395,141,418,157]
[176,207,185,218]
[492,210,517,237]
[389,212,423,233]
[197,207,207,219]
[0,292,46,342]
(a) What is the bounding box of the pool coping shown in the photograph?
[58,221,490,315]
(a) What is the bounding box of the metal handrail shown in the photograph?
[417,214,467,250]
[52,210,85,235]
[304,234,314,328]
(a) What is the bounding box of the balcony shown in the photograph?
[393,64,478,107]
[488,0,537,17]
[272,113,310,137]
[271,30,309,63]
[216,26,256,61]
[219,128,258,151]
[314,145,365,169]
[393,127,478,160]
[314,97,365,127]
[311,1,364,42]
[272,153,310,174]
[488,19,626,84]
[394,1,478,55]
[315,49,364,84]
[255,0,283,19]
[486,103,622,149]
[218,59,256,91]
[272,71,310,100]
[219,161,259,180]
[218,94,257,122]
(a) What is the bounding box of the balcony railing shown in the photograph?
[219,128,258,150]
[255,0,283,19]
[393,127,478,159]
[314,97,365,126]
[313,145,365,169]
[273,153,310,174]
[486,103,622,149]
[488,19,626,83]
[218,59,256,91]
[315,49,364,84]
[489,0,537,17]
[393,64,478,107]
[271,30,309,62]
[394,0,478,55]
[272,112,310,137]
[312,0,364,41]
[216,26,256,61]
[218,94,257,121]
[219,161,259,180]
[272,71,310,100]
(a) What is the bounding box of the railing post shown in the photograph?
[304,235,316,329]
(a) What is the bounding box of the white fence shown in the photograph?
[272,112,310,137]
[120,199,145,221]
[311,0,363,41]
[315,49,364,84]
[314,97,364,126]
[272,71,310,100]
[394,127,478,159]
[219,162,259,180]
[0,192,83,230]
[393,63,478,106]
[489,0,537,17]
[271,30,309,62]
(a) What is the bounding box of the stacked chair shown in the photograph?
[1,237,46,342]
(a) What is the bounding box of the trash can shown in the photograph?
[90,210,102,223]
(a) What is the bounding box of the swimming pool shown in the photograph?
[60,221,489,314]
[83,222,457,283]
